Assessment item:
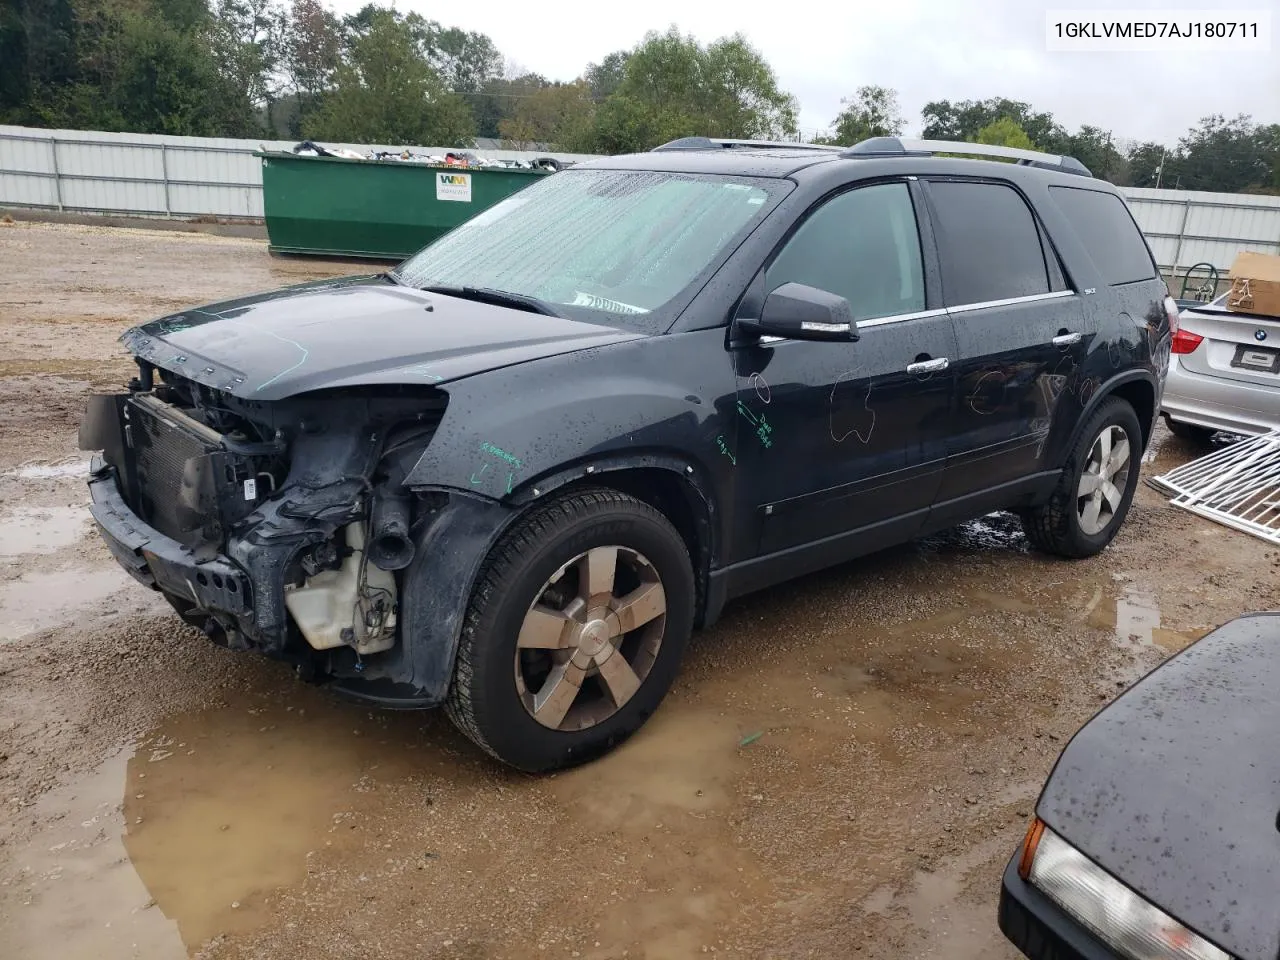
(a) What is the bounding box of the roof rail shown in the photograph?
[841,137,1093,177]
[651,136,840,153]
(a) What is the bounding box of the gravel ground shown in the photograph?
[1,219,1277,960]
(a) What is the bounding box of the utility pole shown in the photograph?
[1155,146,1167,189]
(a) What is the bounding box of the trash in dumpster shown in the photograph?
[1149,428,1280,545]
[294,141,569,172]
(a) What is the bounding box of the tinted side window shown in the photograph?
[1049,186,1157,285]
[928,181,1050,305]
[766,182,925,321]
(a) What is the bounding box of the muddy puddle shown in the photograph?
[1083,580,1198,654]
[1,457,91,480]
[119,695,431,949]
[0,492,138,641]
[0,750,186,960]
[3,691,436,956]
[0,505,90,557]
[0,567,134,642]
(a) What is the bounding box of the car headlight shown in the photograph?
[1021,822,1232,960]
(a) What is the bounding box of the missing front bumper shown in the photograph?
[88,456,256,636]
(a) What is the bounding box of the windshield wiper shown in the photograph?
[423,284,563,318]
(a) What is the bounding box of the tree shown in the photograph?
[923,97,1067,153]
[26,0,256,135]
[1177,114,1271,193]
[974,117,1037,153]
[588,92,663,155]
[1125,141,1170,187]
[426,25,501,93]
[1065,125,1122,181]
[921,96,1155,180]
[472,71,550,140]
[816,85,903,145]
[280,0,340,132]
[587,27,798,153]
[700,34,798,139]
[584,50,629,102]
[208,0,284,132]
[1256,123,1280,193]
[498,80,594,150]
[0,0,78,124]
[152,0,210,31]
[306,7,473,146]
[108,11,252,135]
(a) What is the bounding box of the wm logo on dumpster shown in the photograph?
[436,171,473,202]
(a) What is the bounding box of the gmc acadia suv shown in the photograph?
[79,136,1174,771]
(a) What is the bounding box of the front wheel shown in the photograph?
[1021,398,1142,558]
[445,488,694,772]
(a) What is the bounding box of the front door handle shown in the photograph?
[906,357,949,374]
[1052,332,1083,347]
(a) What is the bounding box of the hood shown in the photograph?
[121,276,646,401]
[1036,612,1280,960]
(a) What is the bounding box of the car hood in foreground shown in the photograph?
[120,276,645,401]
[1037,611,1280,960]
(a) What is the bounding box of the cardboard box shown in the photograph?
[1226,251,1280,318]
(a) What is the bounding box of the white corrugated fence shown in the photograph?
[0,125,596,220]
[1121,187,1280,277]
[2,124,1278,277]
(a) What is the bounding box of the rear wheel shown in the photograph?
[1164,416,1215,446]
[445,488,694,772]
[1022,398,1142,558]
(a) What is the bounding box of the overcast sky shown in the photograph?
[328,0,1277,145]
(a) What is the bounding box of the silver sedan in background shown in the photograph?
[1162,294,1280,442]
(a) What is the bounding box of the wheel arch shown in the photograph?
[510,457,718,627]
[1073,370,1158,456]
[1106,377,1157,450]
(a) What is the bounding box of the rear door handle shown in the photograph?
[906,357,949,374]
[1052,332,1083,347]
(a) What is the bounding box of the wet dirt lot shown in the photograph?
[1,218,1277,960]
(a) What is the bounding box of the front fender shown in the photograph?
[403,330,738,538]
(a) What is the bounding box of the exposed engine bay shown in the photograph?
[80,358,447,682]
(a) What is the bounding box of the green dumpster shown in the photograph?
[257,152,552,260]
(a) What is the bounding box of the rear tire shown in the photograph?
[445,488,694,772]
[1022,398,1142,559]
[1164,416,1215,445]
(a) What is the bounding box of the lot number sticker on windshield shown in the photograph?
[436,173,472,202]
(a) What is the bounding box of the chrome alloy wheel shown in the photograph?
[514,546,667,731]
[1077,424,1131,536]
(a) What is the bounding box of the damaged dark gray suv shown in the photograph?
[80,136,1174,771]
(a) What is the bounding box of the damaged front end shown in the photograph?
[81,357,479,702]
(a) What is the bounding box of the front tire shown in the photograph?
[444,488,694,772]
[1021,398,1142,559]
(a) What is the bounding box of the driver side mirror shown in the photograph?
[737,282,859,342]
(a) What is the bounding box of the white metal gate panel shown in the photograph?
[1149,429,1280,545]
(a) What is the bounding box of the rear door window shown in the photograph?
[1049,186,1157,285]
[765,182,926,321]
[926,180,1051,306]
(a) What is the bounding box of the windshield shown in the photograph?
[393,169,783,331]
